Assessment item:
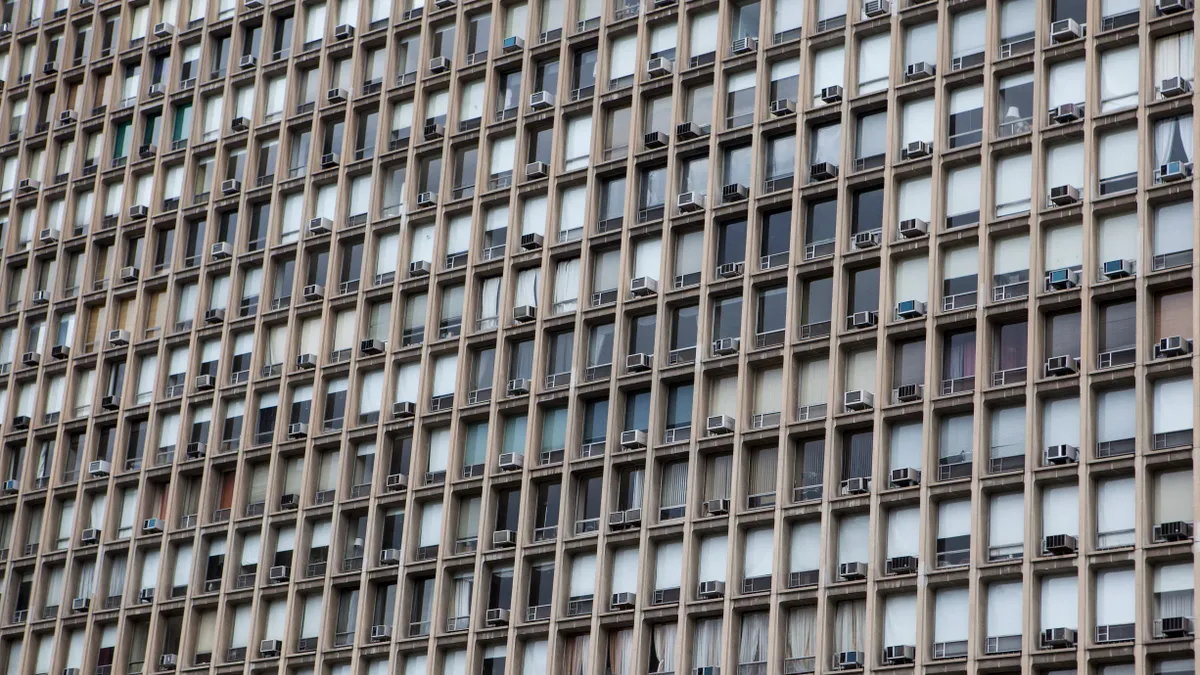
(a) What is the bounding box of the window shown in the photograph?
[989,405,1025,472]
[987,493,1023,561]
[725,71,755,128]
[1152,377,1193,450]
[1099,127,1138,194]
[1154,31,1194,98]
[811,46,844,105]
[1153,115,1193,182]
[945,164,981,227]
[857,33,889,95]
[948,86,983,148]
[1153,200,1193,270]
[1095,568,1135,642]
[854,112,885,171]
[1096,477,1135,549]
[999,0,1034,55]
[1101,46,1139,112]
[933,587,969,657]
[937,414,973,479]
[1153,562,1194,635]
[1153,469,1193,536]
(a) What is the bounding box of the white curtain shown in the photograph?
[1096,477,1135,545]
[1042,484,1079,537]
[1155,470,1194,526]
[564,635,589,675]
[833,600,865,652]
[1096,568,1135,625]
[606,629,634,675]
[887,506,920,558]
[1099,127,1139,179]
[837,514,869,564]
[738,612,768,665]
[1155,563,1194,619]
[1156,31,1195,84]
[883,594,916,646]
[789,521,821,572]
[692,618,722,667]
[934,588,969,642]
[1101,45,1139,111]
[951,9,985,58]
[987,581,1023,637]
[786,606,816,658]
[650,623,676,672]
[660,462,687,508]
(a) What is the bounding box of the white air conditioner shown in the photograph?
[677,191,705,213]
[716,262,744,278]
[895,300,926,319]
[706,415,735,435]
[525,161,548,178]
[697,580,725,598]
[306,217,332,236]
[210,242,233,260]
[1157,336,1193,358]
[513,305,536,322]
[644,131,668,149]
[1049,184,1080,206]
[712,337,740,355]
[428,56,450,73]
[88,460,112,477]
[1044,444,1079,465]
[898,218,928,238]
[853,230,880,249]
[905,62,934,80]
[903,140,931,160]
[498,452,525,471]
[703,499,730,516]
[259,640,281,657]
[108,329,131,346]
[841,477,870,495]
[620,429,647,449]
[863,0,890,16]
[238,54,257,69]
[731,37,757,54]
[837,561,868,580]
[625,352,652,372]
[769,98,795,116]
[809,161,838,181]
[1050,18,1082,43]
[80,529,99,545]
[1158,0,1194,13]
[153,22,174,38]
[1044,355,1077,376]
[492,530,517,548]
[630,277,658,297]
[721,183,748,202]
[883,645,915,665]
[221,179,241,195]
[71,597,91,612]
[529,91,555,110]
[610,592,636,610]
[302,284,324,301]
[143,518,164,533]
[287,422,309,438]
[849,311,877,329]
[520,232,544,250]
[1101,259,1134,280]
[392,402,416,419]
[195,374,216,390]
[1161,76,1193,98]
[502,36,525,52]
[296,353,318,369]
[485,608,510,626]
[647,57,673,77]
[820,84,843,104]
[38,228,59,244]
[334,23,355,40]
[844,390,874,411]
[1041,627,1077,648]
[834,652,865,670]
[1045,268,1080,290]
[1052,102,1083,124]
[890,467,921,487]
[506,378,530,396]
[416,191,437,207]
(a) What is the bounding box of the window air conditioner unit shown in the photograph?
[296,353,318,369]
[883,645,915,665]
[834,653,864,671]
[185,442,206,459]
[676,122,705,140]
[525,161,548,178]
[211,242,233,260]
[279,493,299,509]
[43,61,58,75]
[895,300,926,319]
[88,460,111,477]
[841,477,869,495]
[620,429,647,449]
[903,140,930,160]
[153,22,174,38]
[1043,444,1079,465]
[326,88,348,104]
[1159,160,1192,181]
[302,217,330,236]
[1153,520,1193,542]
[101,395,120,410]
[1045,268,1080,290]
[58,110,78,125]
[221,179,241,195]
[898,218,928,238]
[647,57,673,77]
[50,345,69,359]
[626,353,652,372]
[721,183,748,202]
[139,589,156,603]
[259,640,282,657]
[369,625,391,641]
[529,91,555,110]
[1050,18,1082,43]
[696,580,725,598]
[610,592,636,610]
[849,310,877,329]
[360,338,385,355]
[1101,259,1134,279]
[703,499,730,516]
[19,351,38,367]
[769,98,796,116]
[385,473,409,492]
[1161,76,1192,97]
[864,0,890,16]
[238,55,256,69]
[644,131,668,149]
[809,161,837,181]
[302,284,324,301]
[417,191,437,207]
[820,84,842,104]
[129,205,149,220]
[1048,184,1079,206]
[422,120,444,139]
[884,555,918,576]
[844,390,874,411]
[392,402,416,418]
[287,422,309,438]
[334,23,355,40]
[492,529,517,548]
[506,378,530,396]
[513,305,536,322]
[520,232,544,250]
[497,453,525,472]
[1158,0,1194,12]
[853,230,880,249]
[80,529,99,545]
[17,178,40,193]
[119,266,141,283]
[716,262,744,278]
[706,415,735,435]
[427,57,450,74]
[889,467,921,487]
[1044,355,1077,376]
[143,518,164,533]
[894,383,924,403]
[1157,336,1193,358]
[905,62,934,80]
[629,276,658,297]
[1041,627,1076,648]
[195,374,216,390]
[485,608,511,626]
[1052,102,1083,124]
[731,37,757,54]
[1157,616,1194,638]
[837,561,867,581]
[407,260,432,278]
[677,191,705,212]
[108,329,131,346]
[71,597,91,612]
[712,337,740,355]
[502,36,525,52]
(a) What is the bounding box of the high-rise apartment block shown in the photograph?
[0,0,1195,673]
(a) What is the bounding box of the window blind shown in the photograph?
[1044,224,1083,269]
[884,594,917,646]
[845,349,876,392]
[568,553,596,597]
[1153,377,1193,433]
[897,175,931,222]
[811,47,845,100]
[1048,59,1086,108]
[951,9,985,58]
[1153,200,1193,255]
[789,521,820,572]
[1097,212,1138,263]
[1155,470,1194,523]
[934,587,969,642]
[1042,396,1081,447]
[522,195,547,236]
[1096,568,1135,625]
[1097,477,1135,537]
[655,541,682,589]
[887,506,920,558]
[893,257,928,303]
[987,581,1023,637]
[697,535,727,582]
[489,136,515,175]
[889,422,922,471]
[743,528,773,578]
[1100,46,1139,111]
[432,355,458,396]
[418,504,441,546]
[857,34,890,94]
[938,499,971,539]
[611,548,638,594]
[905,23,936,66]
[689,12,718,57]
[1155,31,1195,84]
[988,493,1023,550]
[1040,575,1078,629]
[798,359,828,405]
[837,514,868,564]
[559,186,586,234]
[945,165,981,218]
[1099,127,1138,180]
[994,153,1032,216]
[1097,388,1135,442]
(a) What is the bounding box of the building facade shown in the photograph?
[0,0,1197,673]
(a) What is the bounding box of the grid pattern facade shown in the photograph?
[0,0,1199,673]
